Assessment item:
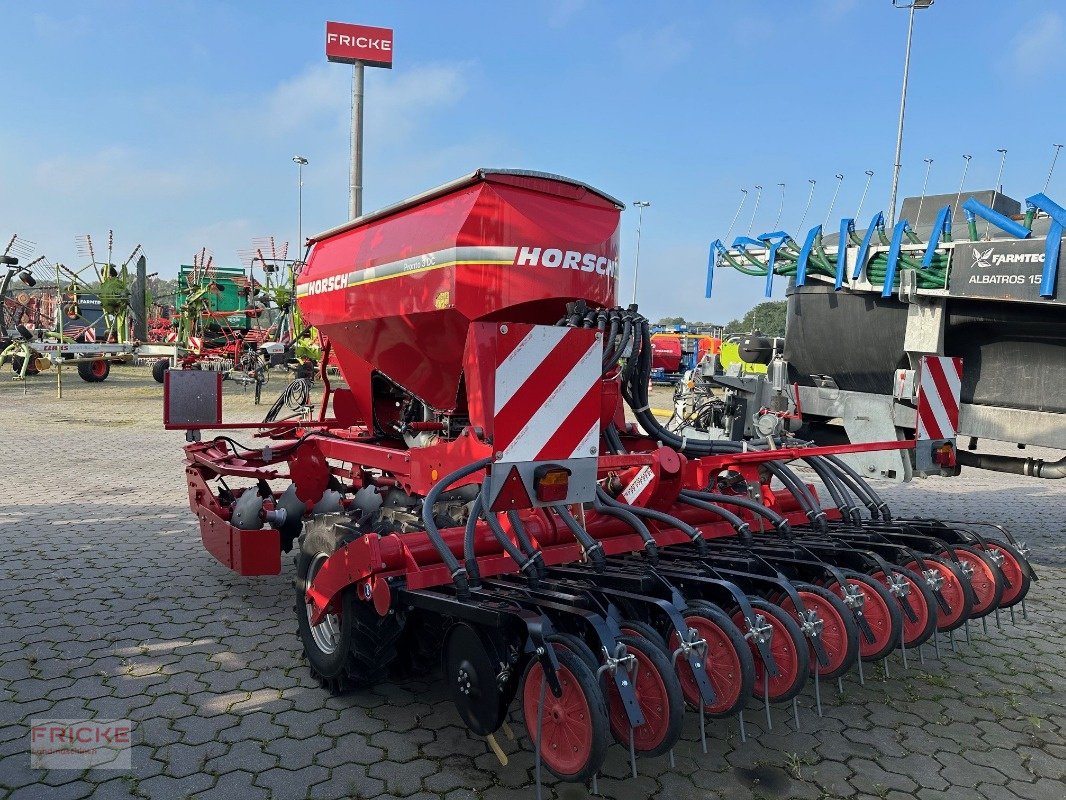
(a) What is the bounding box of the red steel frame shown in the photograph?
[181,413,914,622]
[175,169,919,630]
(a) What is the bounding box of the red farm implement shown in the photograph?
[167,170,1034,784]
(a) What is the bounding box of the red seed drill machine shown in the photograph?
[166,170,1033,783]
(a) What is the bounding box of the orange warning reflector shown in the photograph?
[932,442,956,467]
[533,465,571,503]
[491,465,534,511]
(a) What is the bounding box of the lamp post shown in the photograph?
[888,0,934,226]
[293,156,308,261]
[631,201,651,306]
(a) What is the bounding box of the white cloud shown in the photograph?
[2,58,483,278]
[260,63,350,136]
[816,0,858,19]
[617,25,692,71]
[367,63,471,143]
[241,60,472,145]
[32,11,91,42]
[1010,10,1064,77]
[547,0,589,28]
[34,146,193,197]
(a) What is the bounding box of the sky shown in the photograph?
[2,0,1064,324]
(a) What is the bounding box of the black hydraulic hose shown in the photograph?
[622,318,750,457]
[767,462,828,529]
[591,488,659,564]
[507,510,546,578]
[825,455,892,520]
[675,493,753,545]
[479,475,541,585]
[819,459,873,520]
[612,315,635,372]
[804,457,859,522]
[681,489,790,534]
[552,504,606,572]
[599,487,708,555]
[421,456,495,599]
[957,450,1066,480]
[822,456,881,520]
[604,422,627,455]
[819,458,868,525]
[463,495,483,587]
[621,313,649,389]
[601,315,621,371]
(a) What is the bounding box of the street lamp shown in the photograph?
[292,156,308,262]
[630,201,651,306]
[888,0,934,226]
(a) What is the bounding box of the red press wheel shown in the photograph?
[605,635,684,758]
[732,599,809,703]
[905,556,971,633]
[980,542,1031,608]
[669,603,754,718]
[778,584,859,681]
[870,568,936,649]
[522,644,609,783]
[829,574,900,661]
[77,359,110,382]
[619,620,668,654]
[938,546,1003,619]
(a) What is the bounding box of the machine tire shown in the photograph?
[778,583,860,681]
[733,598,809,703]
[152,358,169,383]
[905,554,972,633]
[391,609,447,678]
[870,566,938,650]
[546,632,600,673]
[831,571,902,662]
[294,518,404,693]
[618,619,669,654]
[674,601,755,717]
[521,643,609,784]
[11,356,39,376]
[938,545,1004,619]
[604,635,684,758]
[78,360,110,383]
[980,541,1032,609]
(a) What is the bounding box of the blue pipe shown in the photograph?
[705,239,722,298]
[835,217,853,289]
[853,211,885,281]
[1025,193,1066,298]
[961,197,1032,240]
[796,225,821,288]
[921,205,952,268]
[758,232,791,297]
[882,218,911,298]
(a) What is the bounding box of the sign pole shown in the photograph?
[350,61,364,219]
[55,261,63,399]
[326,21,393,220]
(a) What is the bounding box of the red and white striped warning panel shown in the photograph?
[915,355,962,441]
[188,336,204,354]
[82,327,96,343]
[493,324,601,462]
[488,323,602,511]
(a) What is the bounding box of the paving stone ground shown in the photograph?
[1,367,1064,800]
